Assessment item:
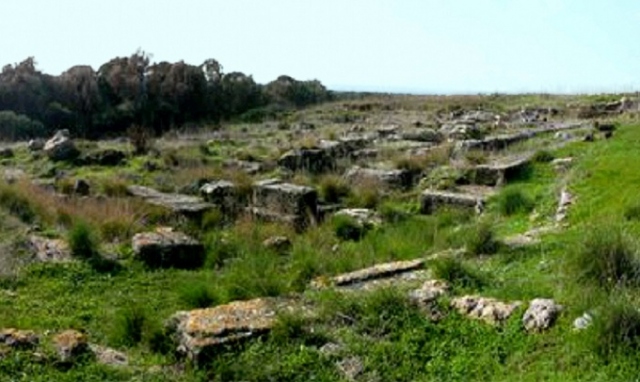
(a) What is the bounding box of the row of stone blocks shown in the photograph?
[201,179,318,230]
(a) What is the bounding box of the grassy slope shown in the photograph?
[1,124,640,380]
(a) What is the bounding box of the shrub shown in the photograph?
[572,222,639,288]
[68,221,99,260]
[589,300,640,359]
[465,221,500,256]
[532,150,555,163]
[127,125,154,155]
[332,215,365,241]
[318,175,351,204]
[430,257,485,290]
[495,187,535,216]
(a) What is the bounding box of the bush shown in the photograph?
[319,175,351,204]
[465,221,500,256]
[332,215,365,241]
[127,125,154,155]
[495,187,534,216]
[589,300,640,359]
[532,150,555,163]
[572,222,639,288]
[68,221,99,260]
[430,257,486,290]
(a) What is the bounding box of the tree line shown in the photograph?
[0,51,333,140]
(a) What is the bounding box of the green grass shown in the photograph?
[1,105,640,379]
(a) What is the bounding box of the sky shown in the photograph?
[1,0,639,94]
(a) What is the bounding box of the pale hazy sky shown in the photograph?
[2,0,639,94]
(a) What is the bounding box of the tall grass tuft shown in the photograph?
[318,174,351,204]
[588,299,640,359]
[110,305,148,347]
[68,220,99,260]
[179,281,217,309]
[465,221,501,256]
[495,187,534,216]
[430,257,486,290]
[571,222,640,289]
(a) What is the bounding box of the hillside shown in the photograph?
[0,93,639,381]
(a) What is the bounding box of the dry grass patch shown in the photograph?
[0,179,169,242]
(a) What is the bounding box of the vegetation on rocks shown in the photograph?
[0,83,638,380]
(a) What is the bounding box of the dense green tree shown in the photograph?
[0,52,332,140]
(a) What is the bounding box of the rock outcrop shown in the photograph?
[344,166,413,190]
[132,227,205,269]
[166,298,278,364]
[44,130,80,162]
[127,185,213,218]
[420,190,485,215]
[522,298,563,332]
[451,296,522,325]
[250,180,318,230]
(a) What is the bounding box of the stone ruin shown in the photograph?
[249,179,318,230]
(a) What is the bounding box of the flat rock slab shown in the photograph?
[420,190,486,214]
[167,298,295,364]
[311,259,426,290]
[462,156,531,186]
[344,166,413,190]
[127,185,213,217]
